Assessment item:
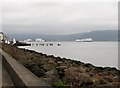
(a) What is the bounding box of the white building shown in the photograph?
[0,32,7,41]
[0,32,10,44]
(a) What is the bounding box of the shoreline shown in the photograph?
[18,46,118,69]
[2,44,120,87]
[18,41,118,69]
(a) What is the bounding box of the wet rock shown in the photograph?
[47,55,54,58]
[83,63,95,70]
[56,56,62,61]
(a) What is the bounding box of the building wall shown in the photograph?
[0,33,4,41]
[0,32,6,41]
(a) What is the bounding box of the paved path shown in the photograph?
[0,53,14,87]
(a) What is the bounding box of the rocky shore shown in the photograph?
[2,44,120,88]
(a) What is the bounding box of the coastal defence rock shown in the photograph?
[92,74,108,85]
[2,44,120,87]
[45,69,60,85]
[63,67,93,86]
[25,62,46,77]
[43,63,56,71]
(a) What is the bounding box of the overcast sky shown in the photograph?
[1,0,119,34]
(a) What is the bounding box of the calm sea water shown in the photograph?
[19,42,118,68]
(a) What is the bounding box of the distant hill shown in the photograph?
[79,30,118,41]
[5,30,118,41]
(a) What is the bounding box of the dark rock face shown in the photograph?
[2,44,120,87]
[25,62,45,77]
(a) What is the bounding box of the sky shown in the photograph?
[1,0,119,34]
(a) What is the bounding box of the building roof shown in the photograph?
[0,32,4,34]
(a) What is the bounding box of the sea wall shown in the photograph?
[1,49,49,88]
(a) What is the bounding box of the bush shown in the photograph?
[53,80,66,88]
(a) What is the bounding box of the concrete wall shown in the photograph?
[1,49,50,88]
[0,50,2,87]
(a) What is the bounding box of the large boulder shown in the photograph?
[25,62,45,77]
[63,67,93,86]
[43,60,56,71]
[56,66,68,78]
[45,70,59,85]
[92,74,108,85]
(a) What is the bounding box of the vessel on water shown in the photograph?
[23,38,45,42]
[35,38,45,42]
[24,39,32,42]
[75,38,93,42]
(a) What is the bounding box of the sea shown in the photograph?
[18,42,118,69]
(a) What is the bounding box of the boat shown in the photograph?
[35,38,45,42]
[24,39,32,42]
[75,38,93,42]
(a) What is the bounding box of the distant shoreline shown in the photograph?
[6,30,118,42]
[21,40,120,43]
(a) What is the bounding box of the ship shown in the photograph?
[75,37,93,42]
[35,38,45,42]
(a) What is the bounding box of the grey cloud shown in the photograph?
[2,1,118,34]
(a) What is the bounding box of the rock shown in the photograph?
[92,74,108,85]
[46,70,59,78]
[56,66,68,71]
[56,56,62,61]
[43,63,56,71]
[56,66,68,78]
[24,62,45,77]
[57,61,63,66]
[32,67,45,77]
[84,63,94,68]
[45,70,59,85]
[79,66,87,73]
[48,60,56,65]
[47,55,54,58]
[63,67,93,86]
[25,62,38,69]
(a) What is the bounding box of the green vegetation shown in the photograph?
[53,80,66,88]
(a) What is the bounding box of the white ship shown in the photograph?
[35,38,45,42]
[75,38,93,42]
[24,39,32,42]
